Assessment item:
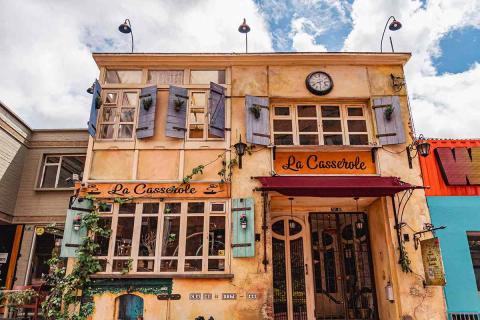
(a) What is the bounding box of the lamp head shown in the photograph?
[238,18,250,34]
[417,141,431,157]
[389,19,402,31]
[234,135,247,156]
[119,20,132,34]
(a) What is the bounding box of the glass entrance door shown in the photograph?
[310,213,377,320]
[272,217,309,320]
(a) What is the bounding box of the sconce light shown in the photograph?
[353,197,364,230]
[390,73,406,92]
[406,134,431,169]
[385,281,394,302]
[72,215,82,231]
[233,135,248,169]
[240,213,248,229]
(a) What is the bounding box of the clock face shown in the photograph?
[306,71,333,95]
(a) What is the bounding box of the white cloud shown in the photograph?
[291,17,327,51]
[0,0,272,128]
[343,0,480,138]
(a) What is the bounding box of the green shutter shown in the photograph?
[232,198,255,258]
[60,198,92,258]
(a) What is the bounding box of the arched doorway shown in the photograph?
[116,294,144,320]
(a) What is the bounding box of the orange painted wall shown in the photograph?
[419,139,480,196]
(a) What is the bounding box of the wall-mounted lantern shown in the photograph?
[407,134,431,168]
[72,215,82,231]
[385,281,394,302]
[233,135,248,169]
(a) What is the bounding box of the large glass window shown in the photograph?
[468,233,480,290]
[98,90,138,140]
[187,91,223,140]
[38,155,86,188]
[94,200,228,274]
[190,70,225,84]
[147,70,184,85]
[271,104,370,146]
[105,70,142,84]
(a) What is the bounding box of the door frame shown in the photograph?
[271,215,315,320]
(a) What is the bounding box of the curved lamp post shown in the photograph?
[238,18,251,53]
[380,16,402,52]
[119,19,134,53]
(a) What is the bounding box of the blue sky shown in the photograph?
[0,0,479,138]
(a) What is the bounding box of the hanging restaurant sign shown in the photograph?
[420,237,446,286]
[274,150,376,175]
[76,182,230,199]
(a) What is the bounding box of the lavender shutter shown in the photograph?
[136,85,157,139]
[373,96,406,146]
[208,82,225,138]
[245,95,270,145]
[87,79,101,137]
[166,86,188,138]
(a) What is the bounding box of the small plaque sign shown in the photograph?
[203,293,212,300]
[189,293,202,300]
[421,237,446,286]
[247,293,258,300]
[222,293,237,300]
[0,253,8,264]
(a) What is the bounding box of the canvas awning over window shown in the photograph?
[255,176,420,197]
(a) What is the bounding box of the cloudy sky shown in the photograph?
[0,0,479,138]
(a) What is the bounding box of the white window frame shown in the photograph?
[37,154,86,189]
[186,90,224,141]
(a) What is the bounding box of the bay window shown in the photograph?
[272,104,370,146]
[95,200,229,274]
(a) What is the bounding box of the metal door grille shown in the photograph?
[273,237,288,320]
[450,313,480,320]
[290,237,307,320]
[310,212,378,320]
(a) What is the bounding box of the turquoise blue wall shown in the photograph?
[427,196,480,313]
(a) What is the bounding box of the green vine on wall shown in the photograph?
[399,242,412,273]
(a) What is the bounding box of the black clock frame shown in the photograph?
[305,71,333,96]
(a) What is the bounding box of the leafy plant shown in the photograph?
[174,98,184,112]
[121,259,133,275]
[141,97,153,111]
[250,104,262,119]
[182,165,205,184]
[3,289,39,314]
[399,242,412,273]
[384,104,394,121]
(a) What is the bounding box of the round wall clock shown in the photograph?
[305,71,333,95]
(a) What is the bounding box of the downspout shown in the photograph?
[262,191,269,272]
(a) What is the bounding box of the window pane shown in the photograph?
[184,259,202,272]
[274,134,293,145]
[468,234,480,291]
[188,202,205,214]
[348,120,367,132]
[209,216,225,256]
[160,259,178,272]
[190,70,225,84]
[349,134,369,145]
[189,125,203,139]
[161,216,180,256]
[122,93,138,107]
[189,108,205,123]
[191,92,206,108]
[211,203,225,212]
[120,108,135,122]
[137,260,154,272]
[348,107,363,116]
[46,156,60,163]
[112,260,131,272]
[105,93,117,104]
[147,70,184,85]
[97,259,107,272]
[297,105,316,117]
[105,70,142,84]
[321,106,340,117]
[99,124,114,139]
[273,120,292,132]
[41,165,58,188]
[299,135,319,145]
[274,107,290,116]
[208,259,225,271]
[119,203,136,215]
[164,203,181,214]
[138,217,157,257]
[185,217,204,256]
[118,124,134,139]
[298,120,318,132]
[94,217,111,256]
[57,156,85,188]
[114,217,134,256]
[322,120,342,132]
[324,134,343,145]
[143,203,159,214]
[102,107,116,122]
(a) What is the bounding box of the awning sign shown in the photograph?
[420,237,446,286]
[274,150,376,175]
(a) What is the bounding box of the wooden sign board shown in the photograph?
[77,182,230,199]
[274,151,376,175]
[421,237,446,286]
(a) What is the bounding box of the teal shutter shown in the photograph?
[232,198,255,258]
[60,197,92,258]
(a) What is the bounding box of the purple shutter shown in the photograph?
[136,85,157,139]
[166,86,188,138]
[373,96,406,146]
[245,95,270,145]
[208,82,225,138]
[87,79,101,137]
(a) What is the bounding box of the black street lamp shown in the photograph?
[407,134,431,168]
[380,16,402,52]
[119,19,134,53]
[238,18,251,53]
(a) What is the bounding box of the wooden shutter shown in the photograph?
[245,95,270,145]
[232,198,255,258]
[136,85,157,139]
[166,86,188,138]
[208,82,225,138]
[87,80,101,137]
[373,96,406,145]
[60,197,92,258]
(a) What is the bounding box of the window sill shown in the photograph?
[34,187,75,192]
[274,145,375,152]
[90,273,234,279]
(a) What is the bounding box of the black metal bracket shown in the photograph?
[413,224,446,250]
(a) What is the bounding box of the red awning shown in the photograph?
[255,176,419,197]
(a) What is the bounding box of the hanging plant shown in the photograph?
[384,104,394,121]
[174,98,185,112]
[399,242,412,273]
[250,104,262,119]
[95,96,102,110]
[141,97,153,111]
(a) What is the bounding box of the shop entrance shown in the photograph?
[310,212,377,320]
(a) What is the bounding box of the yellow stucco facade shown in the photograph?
[79,53,446,320]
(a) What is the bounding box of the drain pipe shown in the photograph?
[262,191,269,272]
[391,196,405,266]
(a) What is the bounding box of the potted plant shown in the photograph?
[174,98,184,112]
[72,215,82,231]
[240,213,248,229]
[384,104,394,121]
[95,96,102,109]
[250,104,262,119]
[141,97,153,111]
